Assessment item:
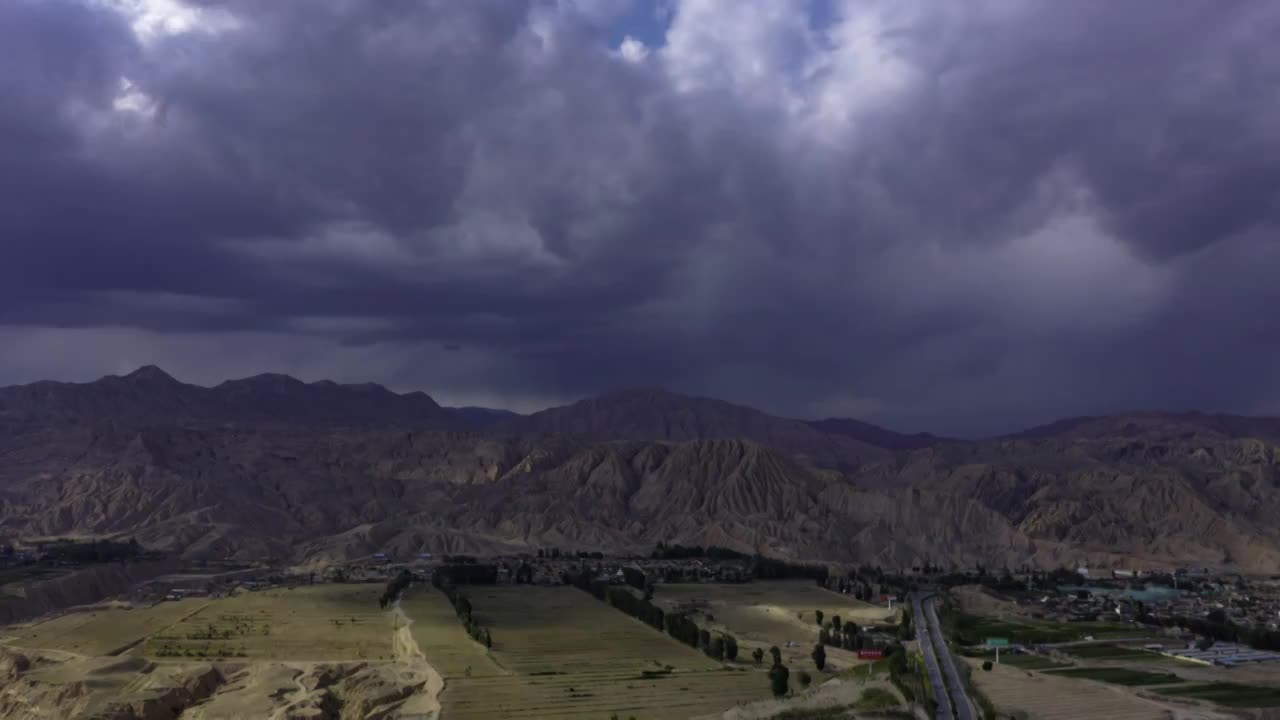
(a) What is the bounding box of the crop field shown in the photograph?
[1062,644,1161,660]
[2,599,208,656]
[970,660,1175,720]
[1043,667,1182,686]
[951,612,1149,646]
[401,585,504,678]
[440,586,771,720]
[652,581,896,668]
[143,584,391,661]
[1155,682,1280,708]
[993,653,1072,670]
[475,586,723,675]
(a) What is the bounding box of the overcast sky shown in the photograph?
[3,0,1279,437]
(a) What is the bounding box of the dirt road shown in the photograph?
[392,600,445,720]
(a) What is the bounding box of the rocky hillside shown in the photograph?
[0,366,455,429]
[3,368,1280,571]
[807,417,958,450]
[501,388,887,469]
[0,422,1052,568]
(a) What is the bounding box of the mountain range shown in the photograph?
[2,367,1279,572]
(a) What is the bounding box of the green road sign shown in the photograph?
[986,637,1009,647]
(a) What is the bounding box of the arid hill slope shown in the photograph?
[3,369,1280,571]
[0,366,455,429]
[501,388,887,469]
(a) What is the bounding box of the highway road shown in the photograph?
[922,594,977,720]
[911,593,954,720]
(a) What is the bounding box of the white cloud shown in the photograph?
[615,35,650,62]
[661,0,820,101]
[104,0,240,43]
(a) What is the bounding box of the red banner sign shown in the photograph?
[857,649,885,660]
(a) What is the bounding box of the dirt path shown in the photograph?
[392,600,445,720]
[267,664,314,720]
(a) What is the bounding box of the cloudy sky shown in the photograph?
[2,0,1279,436]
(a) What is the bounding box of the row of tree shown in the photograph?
[751,555,828,582]
[378,569,416,609]
[565,571,740,661]
[39,538,145,564]
[823,576,880,602]
[435,563,499,585]
[650,543,751,560]
[534,548,606,559]
[434,574,493,648]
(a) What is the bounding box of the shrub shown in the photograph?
[724,635,739,661]
[769,663,790,697]
[982,660,993,671]
[709,636,725,660]
[797,670,812,688]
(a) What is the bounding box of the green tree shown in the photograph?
[769,663,790,697]
[724,635,739,661]
[699,628,711,650]
[832,615,841,633]
[811,643,826,671]
[752,647,765,665]
[815,610,824,626]
[709,636,725,660]
[769,646,782,666]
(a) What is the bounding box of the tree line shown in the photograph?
[379,569,417,609]
[38,538,144,564]
[433,572,493,648]
[650,542,750,561]
[751,555,829,583]
[564,571,739,661]
[435,563,499,585]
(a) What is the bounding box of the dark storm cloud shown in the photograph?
[2,0,1280,435]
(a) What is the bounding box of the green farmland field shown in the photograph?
[1156,682,1280,708]
[438,585,770,720]
[1043,666,1182,686]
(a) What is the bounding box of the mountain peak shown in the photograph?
[807,417,958,451]
[121,365,179,384]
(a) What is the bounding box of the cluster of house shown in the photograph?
[1148,641,1280,667]
[0,543,36,565]
[995,570,1280,640]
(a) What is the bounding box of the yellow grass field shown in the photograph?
[653,581,897,670]
[435,585,771,720]
[401,585,504,678]
[144,583,392,661]
[970,659,1193,720]
[2,599,208,656]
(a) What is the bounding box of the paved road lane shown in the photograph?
[912,593,954,720]
[924,594,976,720]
